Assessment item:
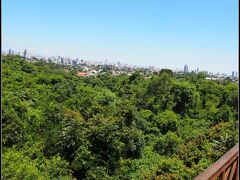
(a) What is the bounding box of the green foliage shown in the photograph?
[159,68,173,77]
[145,73,174,113]
[216,104,234,122]
[153,110,179,134]
[2,148,72,180]
[2,55,238,179]
[121,128,145,159]
[223,83,238,111]
[154,132,182,156]
[85,167,111,180]
[171,81,200,116]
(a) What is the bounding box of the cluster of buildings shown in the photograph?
[7,49,28,58]
[3,49,140,68]
[4,49,84,66]
[2,49,238,81]
[176,64,238,81]
[182,65,238,82]
[175,64,202,75]
[2,49,154,77]
[183,64,199,74]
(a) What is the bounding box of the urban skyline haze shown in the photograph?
[2,0,238,74]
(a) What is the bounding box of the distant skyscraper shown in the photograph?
[72,59,77,66]
[184,64,189,73]
[232,71,235,78]
[23,49,27,58]
[8,49,12,55]
[196,68,199,73]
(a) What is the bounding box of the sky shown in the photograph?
[2,0,238,74]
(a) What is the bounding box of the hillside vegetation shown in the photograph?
[2,55,238,179]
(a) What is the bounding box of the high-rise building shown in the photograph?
[232,71,235,78]
[23,49,27,58]
[76,58,79,64]
[72,59,77,66]
[8,49,12,55]
[184,64,189,73]
[56,56,62,64]
[196,68,199,73]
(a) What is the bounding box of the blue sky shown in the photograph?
[2,0,238,74]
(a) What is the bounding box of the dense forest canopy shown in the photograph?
[2,55,238,179]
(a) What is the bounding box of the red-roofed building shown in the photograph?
[76,72,88,76]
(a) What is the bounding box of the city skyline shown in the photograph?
[3,0,238,74]
[3,48,238,77]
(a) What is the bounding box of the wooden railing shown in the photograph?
[195,144,238,180]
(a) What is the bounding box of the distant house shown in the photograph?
[206,77,218,80]
[88,70,98,76]
[76,72,88,76]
